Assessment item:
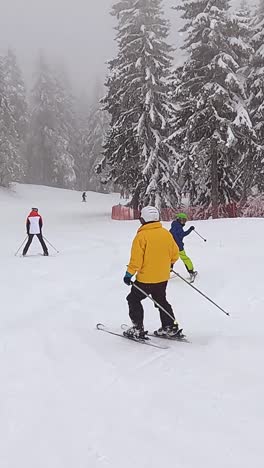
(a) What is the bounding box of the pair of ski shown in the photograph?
[96,323,189,349]
[21,254,49,258]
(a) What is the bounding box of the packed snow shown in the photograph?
[1,183,264,468]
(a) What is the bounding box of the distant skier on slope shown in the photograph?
[82,192,87,202]
[123,205,184,339]
[22,208,49,256]
[170,213,197,282]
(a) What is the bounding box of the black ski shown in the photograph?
[149,332,190,344]
[121,324,190,343]
[20,253,54,258]
[96,323,169,349]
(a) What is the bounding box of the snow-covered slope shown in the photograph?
[1,184,264,468]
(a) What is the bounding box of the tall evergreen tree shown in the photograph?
[0,55,24,187]
[98,0,180,209]
[247,0,264,193]
[78,83,109,191]
[27,55,76,189]
[231,0,253,68]
[53,63,80,188]
[172,0,254,216]
[4,49,28,142]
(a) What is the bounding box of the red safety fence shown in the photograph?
[112,199,264,221]
[240,195,264,217]
[112,205,140,220]
[112,203,239,221]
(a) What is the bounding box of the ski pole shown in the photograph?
[14,236,28,256]
[43,236,59,253]
[132,282,176,323]
[172,270,230,316]
[194,230,207,242]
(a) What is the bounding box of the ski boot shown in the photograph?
[123,326,148,340]
[154,322,185,339]
[189,270,198,283]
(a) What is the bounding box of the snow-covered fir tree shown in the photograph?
[78,82,109,191]
[3,49,28,142]
[27,55,76,189]
[231,0,252,67]
[226,0,258,200]
[172,0,254,216]
[53,63,80,188]
[98,0,180,209]
[0,55,24,187]
[74,90,90,189]
[166,65,193,203]
[247,0,264,193]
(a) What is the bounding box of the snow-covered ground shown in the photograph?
[1,183,264,468]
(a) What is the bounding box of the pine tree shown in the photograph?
[171,0,254,216]
[0,55,24,187]
[247,0,264,193]
[98,0,180,209]
[230,0,253,68]
[4,49,28,142]
[53,64,80,189]
[27,55,76,189]
[78,83,109,191]
[166,65,193,203]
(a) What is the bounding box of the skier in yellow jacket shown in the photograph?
[123,205,184,339]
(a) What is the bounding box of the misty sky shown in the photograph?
[0,0,245,94]
[0,0,184,92]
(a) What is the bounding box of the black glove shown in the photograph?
[190,226,195,231]
[123,272,133,286]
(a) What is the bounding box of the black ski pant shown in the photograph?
[126,280,175,329]
[22,234,48,255]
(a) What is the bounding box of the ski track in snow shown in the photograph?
[1,183,264,468]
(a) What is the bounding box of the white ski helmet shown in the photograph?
[140,206,160,223]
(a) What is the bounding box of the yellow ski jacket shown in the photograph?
[127,221,179,283]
